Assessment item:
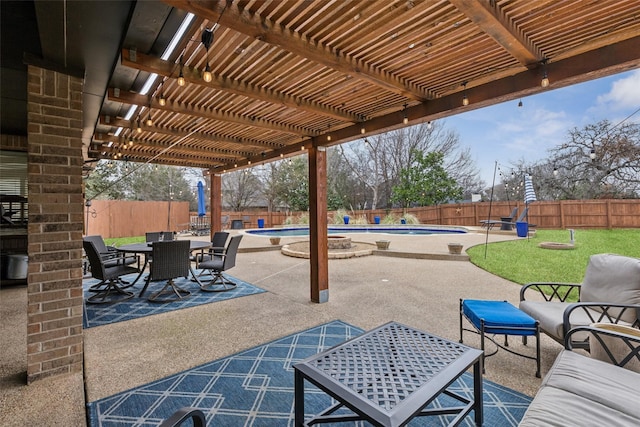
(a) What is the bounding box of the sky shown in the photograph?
[441,68,640,185]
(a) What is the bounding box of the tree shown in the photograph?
[84,160,128,200]
[391,150,463,209]
[545,120,640,199]
[339,122,484,208]
[273,157,309,211]
[84,161,197,208]
[222,170,263,211]
[504,120,640,200]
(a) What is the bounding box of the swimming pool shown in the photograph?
[246,226,467,237]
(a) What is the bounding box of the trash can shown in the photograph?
[7,254,28,279]
[257,218,265,228]
[343,215,349,225]
[374,216,380,224]
[516,221,528,237]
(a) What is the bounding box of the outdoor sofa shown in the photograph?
[519,325,640,426]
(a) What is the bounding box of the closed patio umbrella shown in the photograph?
[197,181,206,217]
[524,174,537,205]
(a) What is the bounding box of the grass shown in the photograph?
[104,236,146,247]
[467,229,640,288]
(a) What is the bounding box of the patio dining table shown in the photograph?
[117,240,210,295]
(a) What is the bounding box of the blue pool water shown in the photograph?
[246,226,467,237]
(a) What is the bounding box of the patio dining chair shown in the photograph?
[83,239,140,304]
[197,234,242,292]
[83,235,138,289]
[145,231,174,242]
[140,240,192,302]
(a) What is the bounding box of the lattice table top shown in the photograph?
[297,322,481,412]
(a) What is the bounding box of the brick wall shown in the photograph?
[26,66,84,383]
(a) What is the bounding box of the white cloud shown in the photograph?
[596,69,640,110]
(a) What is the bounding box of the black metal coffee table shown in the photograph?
[294,321,483,426]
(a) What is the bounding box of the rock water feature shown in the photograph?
[281,235,377,259]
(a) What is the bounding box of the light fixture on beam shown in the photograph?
[201,28,213,83]
[461,82,469,106]
[540,59,550,88]
[177,55,186,87]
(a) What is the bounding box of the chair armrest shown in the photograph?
[159,407,206,427]
[520,282,582,302]
[563,302,640,334]
[565,325,640,369]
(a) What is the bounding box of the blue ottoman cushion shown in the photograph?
[463,299,537,336]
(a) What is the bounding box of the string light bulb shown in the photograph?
[136,119,142,133]
[540,59,550,87]
[158,94,166,106]
[402,104,409,124]
[177,55,186,86]
[203,64,212,82]
[145,110,153,127]
[461,82,469,106]
[518,99,523,108]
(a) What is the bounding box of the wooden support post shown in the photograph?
[210,173,222,235]
[308,146,328,303]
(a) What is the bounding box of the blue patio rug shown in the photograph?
[83,272,265,329]
[86,320,532,426]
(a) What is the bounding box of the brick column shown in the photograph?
[26,66,84,383]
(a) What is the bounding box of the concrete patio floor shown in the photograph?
[1,227,563,426]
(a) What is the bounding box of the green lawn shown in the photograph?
[467,229,640,287]
[104,236,146,247]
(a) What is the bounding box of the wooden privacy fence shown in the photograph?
[220,199,640,230]
[86,199,640,238]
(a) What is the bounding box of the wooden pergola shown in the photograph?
[89,0,640,303]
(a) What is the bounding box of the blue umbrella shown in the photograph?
[197,181,206,217]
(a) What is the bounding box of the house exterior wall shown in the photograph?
[26,66,84,383]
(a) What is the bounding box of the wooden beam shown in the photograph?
[164,0,429,101]
[99,116,278,150]
[122,49,360,123]
[308,145,328,303]
[449,0,541,67]
[108,89,309,136]
[97,135,253,158]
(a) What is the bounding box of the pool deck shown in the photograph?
[2,226,561,426]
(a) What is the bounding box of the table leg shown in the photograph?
[294,370,304,426]
[473,358,483,426]
[129,255,148,287]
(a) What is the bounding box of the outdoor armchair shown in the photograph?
[519,253,640,350]
[83,239,140,304]
[140,240,192,302]
[197,234,242,292]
